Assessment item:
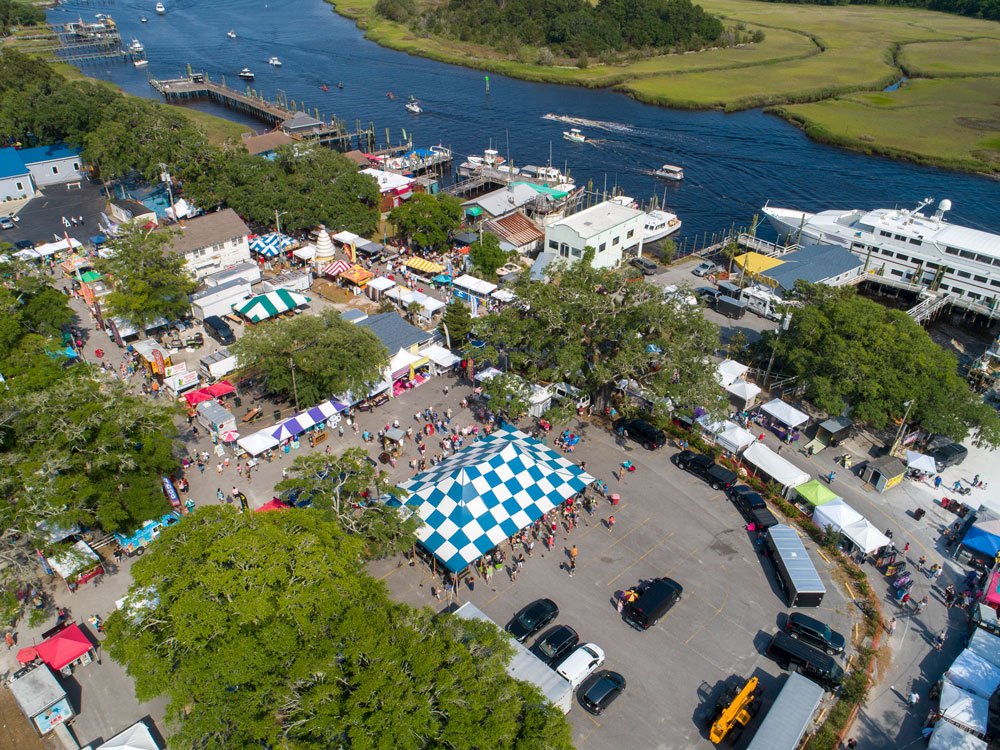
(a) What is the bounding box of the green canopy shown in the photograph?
[234,289,311,323]
[465,206,483,217]
[795,479,840,507]
[79,270,102,283]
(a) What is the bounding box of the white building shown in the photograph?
[0,144,84,201]
[543,201,645,270]
[162,209,251,281]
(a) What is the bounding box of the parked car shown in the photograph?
[629,257,657,276]
[532,625,579,666]
[13,239,34,251]
[622,577,683,631]
[0,216,14,230]
[695,286,722,304]
[692,260,719,277]
[926,436,968,472]
[674,450,738,490]
[766,631,844,690]
[556,643,605,688]
[613,417,666,450]
[505,598,558,642]
[578,670,626,714]
[727,485,767,519]
[785,612,845,655]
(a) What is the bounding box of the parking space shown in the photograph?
[375,404,858,750]
[3,180,107,248]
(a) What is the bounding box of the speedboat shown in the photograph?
[238,67,254,80]
[140,16,149,23]
[563,128,586,144]
[129,39,144,53]
[405,101,422,114]
[268,56,281,66]
[336,82,344,89]
[642,210,682,242]
[155,2,165,14]
[134,59,149,68]
[654,164,684,181]
[227,30,237,39]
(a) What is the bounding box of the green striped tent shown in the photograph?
[234,290,311,323]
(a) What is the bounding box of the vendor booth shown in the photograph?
[162,363,200,397]
[726,380,761,409]
[928,719,987,750]
[453,274,497,305]
[404,257,446,276]
[131,339,172,376]
[696,415,756,454]
[761,399,810,428]
[945,649,1000,699]
[795,479,840,508]
[811,499,863,534]
[234,290,310,323]
[97,719,161,750]
[860,455,907,493]
[398,427,594,573]
[841,520,891,555]
[906,450,939,474]
[958,516,1000,566]
[474,366,502,383]
[237,431,279,457]
[249,232,295,259]
[18,623,95,675]
[420,343,460,375]
[741,442,810,496]
[322,259,351,278]
[46,541,104,590]
[938,681,989,736]
[367,276,396,301]
[389,347,430,395]
[803,416,853,455]
[340,265,373,290]
[8,664,74,735]
[196,400,237,435]
[715,359,748,388]
[967,628,1000,669]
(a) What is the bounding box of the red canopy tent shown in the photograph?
[254,499,290,513]
[205,380,235,398]
[184,389,214,407]
[30,624,93,671]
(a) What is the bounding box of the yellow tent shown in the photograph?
[404,257,446,275]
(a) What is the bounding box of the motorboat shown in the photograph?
[641,210,682,242]
[520,164,570,184]
[654,164,684,181]
[405,101,422,114]
[268,56,282,66]
[140,16,149,23]
[238,67,254,80]
[134,59,149,68]
[466,148,504,168]
[129,39,144,53]
[563,128,586,144]
[762,197,1000,312]
[610,195,637,209]
[336,82,344,89]
[227,30,237,39]
[155,3,165,15]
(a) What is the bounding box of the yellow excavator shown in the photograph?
[709,676,763,744]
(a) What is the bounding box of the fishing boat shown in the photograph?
[238,67,254,80]
[140,16,149,23]
[654,164,684,181]
[336,82,344,89]
[563,128,586,144]
[641,210,682,242]
[227,30,237,39]
[134,59,149,68]
[129,39,144,53]
[268,56,282,66]
[155,3,165,15]
[405,101,422,114]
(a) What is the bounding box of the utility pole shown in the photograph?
[889,400,915,456]
[289,357,300,412]
[763,313,792,389]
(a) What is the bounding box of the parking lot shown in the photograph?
[372,403,857,750]
[3,179,107,248]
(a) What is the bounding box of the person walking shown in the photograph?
[570,545,578,563]
[907,691,920,706]
[887,617,897,635]
[608,515,616,530]
[917,556,927,572]
[216,488,225,503]
[935,630,947,651]
[568,558,576,577]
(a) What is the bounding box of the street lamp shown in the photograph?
[763,312,792,389]
[275,210,288,235]
[159,163,174,215]
[889,400,915,456]
[289,356,300,412]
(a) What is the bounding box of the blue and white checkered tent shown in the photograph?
[399,427,595,572]
[249,232,294,258]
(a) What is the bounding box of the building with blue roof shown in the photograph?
[760,244,864,296]
[0,143,84,201]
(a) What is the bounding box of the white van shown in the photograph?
[742,288,783,321]
[556,643,605,688]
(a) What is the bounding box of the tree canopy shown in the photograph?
[439,298,473,348]
[389,193,463,250]
[472,255,722,420]
[232,309,389,406]
[96,224,197,331]
[771,284,1000,446]
[469,232,512,278]
[106,508,574,750]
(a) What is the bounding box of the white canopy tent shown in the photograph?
[491,289,516,303]
[237,432,279,457]
[420,343,460,370]
[454,274,497,298]
[742,442,811,492]
[945,649,1000,699]
[332,230,360,245]
[367,276,396,292]
[97,720,160,750]
[475,366,502,382]
[928,719,987,750]
[938,681,989,735]
[906,450,938,473]
[812,499,863,534]
[34,237,83,257]
[726,380,762,404]
[841,519,891,554]
[718,424,757,454]
[716,359,749,387]
[967,629,1000,668]
[761,399,810,428]
[292,245,316,261]
[389,348,422,379]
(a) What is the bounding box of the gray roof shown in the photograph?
[767,524,825,595]
[530,251,558,281]
[463,183,539,218]
[282,112,323,131]
[163,209,250,256]
[355,312,430,352]
[340,309,369,323]
[745,672,825,750]
[9,665,65,716]
[762,243,863,291]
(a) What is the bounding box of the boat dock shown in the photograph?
[149,74,378,151]
[13,17,129,64]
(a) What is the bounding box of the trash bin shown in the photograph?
[234,396,242,408]
[914,508,926,521]
[273,410,281,422]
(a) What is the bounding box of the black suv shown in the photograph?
[532,625,579,666]
[727,485,767,518]
[613,418,667,450]
[506,598,559,642]
[674,450,738,490]
[785,612,845,655]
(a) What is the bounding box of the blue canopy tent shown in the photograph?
[962,524,1000,559]
[397,427,595,572]
[249,232,294,258]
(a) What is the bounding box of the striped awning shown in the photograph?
[250,232,295,258]
[234,289,311,322]
[322,259,352,277]
[404,257,446,275]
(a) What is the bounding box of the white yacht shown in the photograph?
[268,56,282,66]
[458,148,504,176]
[654,164,684,181]
[155,3,165,15]
[134,59,149,68]
[642,210,682,242]
[129,39,144,53]
[763,198,1000,311]
[238,67,254,80]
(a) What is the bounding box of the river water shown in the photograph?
[50,0,1000,240]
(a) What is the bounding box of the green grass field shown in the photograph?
[327,0,1000,173]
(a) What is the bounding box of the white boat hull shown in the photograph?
[762,205,813,238]
[643,222,681,243]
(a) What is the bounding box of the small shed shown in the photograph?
[8,664,73,735]
[861,455,906,493]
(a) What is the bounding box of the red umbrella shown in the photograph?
[16,646,38,664]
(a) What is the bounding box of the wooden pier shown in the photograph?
[14,17,129,64]
[150,74,377,151]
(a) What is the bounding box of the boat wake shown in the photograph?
[542,113,634,133]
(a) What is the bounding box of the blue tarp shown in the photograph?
[962,526,1000,557]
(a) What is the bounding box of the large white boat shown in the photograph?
[155,3,165,15]
[642,210,682,242]
[238,67,254,80]
[227,30,237,39]
[654,164,684,181]
[129,39,144,53]
[763,198,1000,311]
[404,101,422,114]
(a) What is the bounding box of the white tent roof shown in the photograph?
[928,719,987,750]
[906,450,938,473]
[716,359,749,387]
[368,276,396,292]
[34,237,82,256]
[718,425,757,454]
[726,380,762,402]
[332,230,360,244]
[761,399,809,428]
[475,366,502,382]
[841,519,891,554]
[946,649,1000,699]
[812,498,864,534]
[390,348,422,374]
[237,432,279,456]
[292,244,316,261]
[97,720,160,750]
[420,343,460,368]
[967,629,1000,669]
[454,274,497,296]
[742,442,811,489]
[416,293,445,313]
[47,540,100,579]
[939,681,989,735]
[491,289,515,303]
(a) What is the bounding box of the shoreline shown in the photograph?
[324,0,1000,177]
